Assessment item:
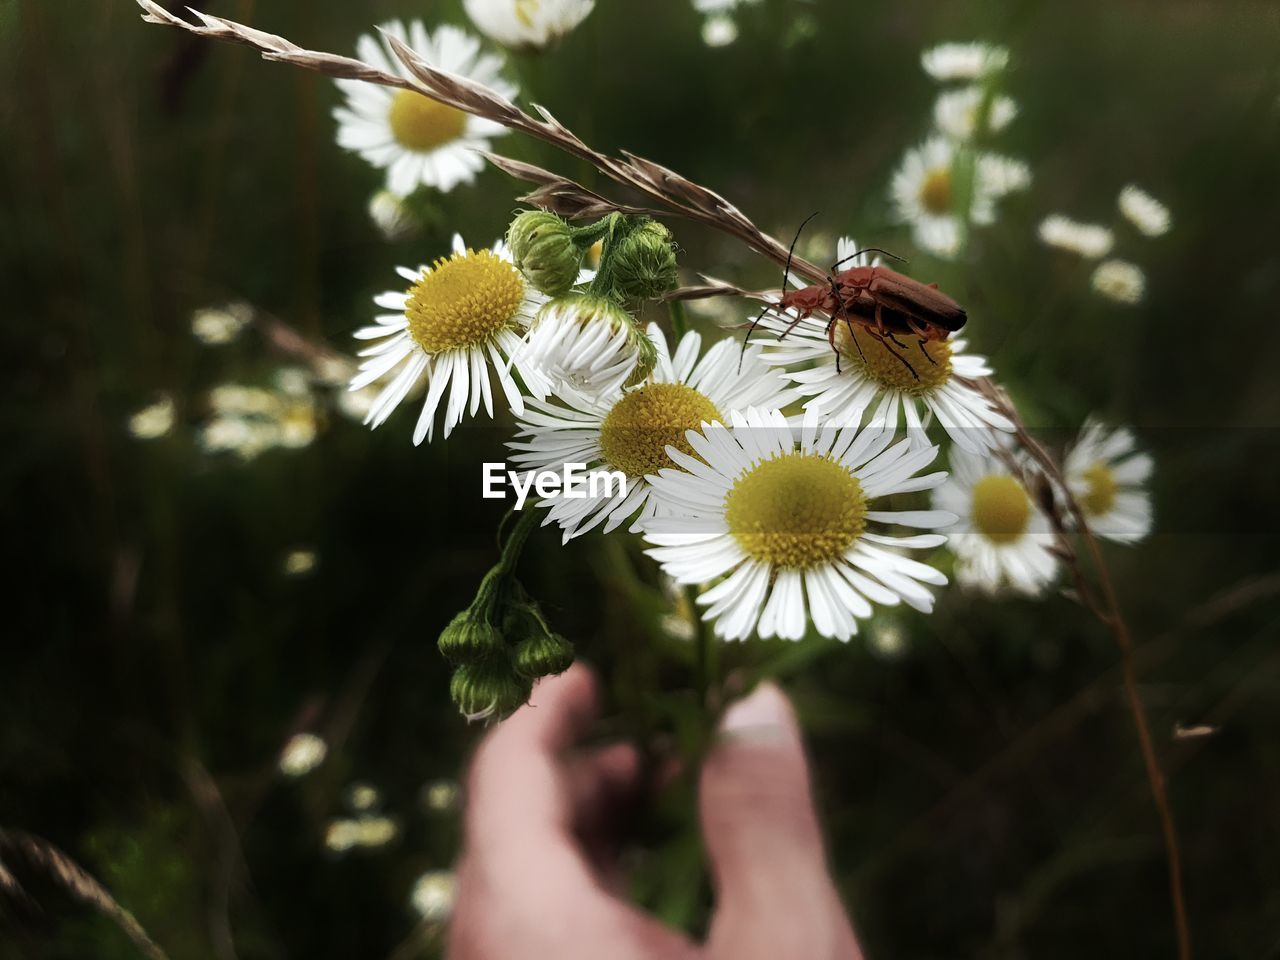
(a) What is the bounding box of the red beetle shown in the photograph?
[745,220,966,378]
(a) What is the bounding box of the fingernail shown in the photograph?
[721,682,792,738]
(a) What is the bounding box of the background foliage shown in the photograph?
[3,0,1280,956]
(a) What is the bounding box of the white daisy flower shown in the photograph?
[642,406,953,642]
[933,86,1018,141]
[333,22,514,196]
[1038,215,1115,259]
[932,446,1059,596]
[1063,419,1153,543]
[890,137,1029,259]
[1118,184,1171,237]
[758,238,1013,453]
[1091,259,1145,305]
[464,0,595,50]
[519,293,650,398]
[349,234,550,444]
[921,42,1009,82]
[509,325,795,541]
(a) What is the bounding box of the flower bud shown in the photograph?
[611,220,678,302]
[449,657,532,723]
[503,602,575,679]
[513,630,575,680]
[437,611,504,665]
[506,210,582,298]
[523,293,652,396]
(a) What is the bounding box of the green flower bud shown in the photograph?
[513,631,575,680]
[611,220,678,302]
[506,210,582,298]
[449,657,532,723]
[437,611,503,665]
[503,602,575,679]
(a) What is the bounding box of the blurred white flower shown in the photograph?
[932,446,1059,597]
[333,22,515,196]
[192,303,253,345]
[693,0,759,11]
[1038,215,1115,259]
[921,42,1009,82]
[128,396,175,440]
[978,153,1032,197]
[368,189,419,242]
[933,86,1017,141]
[420,779,460,813]
[201,378,320,460]
[1063,419,1153,544]
[279,732,327,777]
[1091,259,1145,305]
[890,137,1030,259]
[347,782,381,812]
[283,549,317,576]
[701,14,738,46]
[410,870,457,923]
[324,816,399,853]
[1118,184,1171,237]
[464,0,595,50]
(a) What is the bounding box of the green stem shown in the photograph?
[668,298,689,339]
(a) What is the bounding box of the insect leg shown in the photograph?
[873,301,908,349]
[865,327,919,380]
[825,315,841,374]
[906,317,938,365]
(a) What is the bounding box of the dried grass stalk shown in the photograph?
[0,828,172,960]
[134,0,826,284]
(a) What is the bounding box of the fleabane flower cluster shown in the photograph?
[892,42,1029,259]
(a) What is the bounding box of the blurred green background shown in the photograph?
[3,0,1280,956]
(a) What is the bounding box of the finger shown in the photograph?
[701,682,861,958]
[465,664,600,843]
[565,743,642,887]
[566,742,642,831]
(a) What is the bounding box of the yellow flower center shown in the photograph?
[970,474,1031,545]
[1080,461,1118,517]
[726,453,867,569]
[920,167,953,215]
[388,90,468,152]
[835,323,953,395]
[404,250,526,354]
[598,383,722,478]
[515,0,541,28]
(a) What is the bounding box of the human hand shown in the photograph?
[447,665,863,959]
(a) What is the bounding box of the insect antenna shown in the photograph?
[831,247,908,271]
[739,211,820,372]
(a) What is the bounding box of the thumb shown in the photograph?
[700,682,861,959]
